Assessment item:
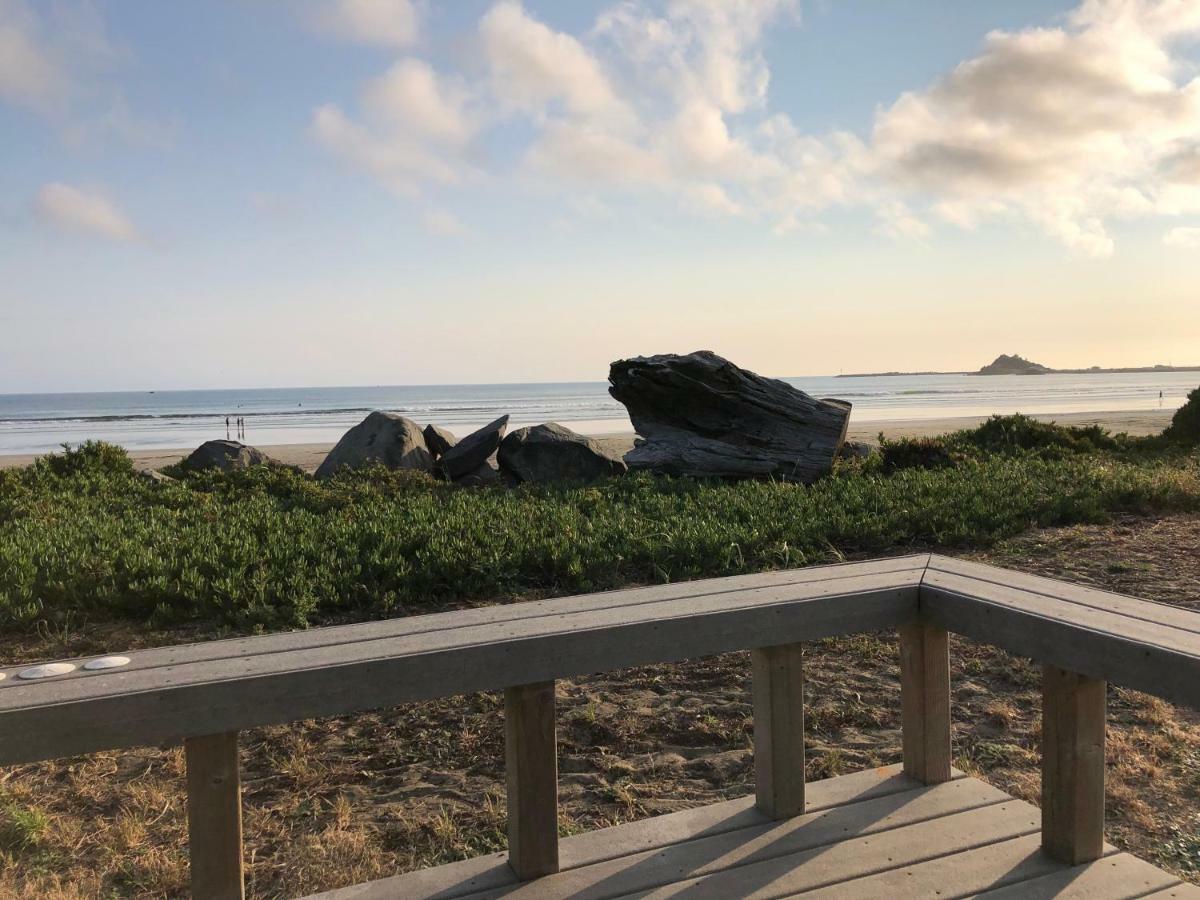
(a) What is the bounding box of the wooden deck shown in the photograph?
[4,554,1200,898]
[310,765,1197,900]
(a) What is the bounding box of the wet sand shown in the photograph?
[0,408,1176,473]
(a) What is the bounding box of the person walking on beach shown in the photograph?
[226,416,230,440]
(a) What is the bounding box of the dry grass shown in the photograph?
[3,515,1200,897]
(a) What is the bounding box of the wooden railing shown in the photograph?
[2,553,1198,898]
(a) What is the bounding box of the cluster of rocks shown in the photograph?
[312,413,627,485]
[179,351,861,485]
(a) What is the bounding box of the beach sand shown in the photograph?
[0,408,1176,473]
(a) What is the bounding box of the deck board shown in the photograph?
[306,768,1193,900]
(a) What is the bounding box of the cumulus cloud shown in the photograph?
[309,0,1200,255]
[311,0,420,48]
[34,183,140,242]
[311,58,479,195]
[0,0,67,112]
[0,0,169,146]
[1164,226,1200,247]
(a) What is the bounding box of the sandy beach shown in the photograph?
[0,408,1176,473]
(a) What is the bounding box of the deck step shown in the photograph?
[302,767,1194,900]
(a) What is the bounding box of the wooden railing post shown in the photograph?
[899,620,952,784]
[505,681,559,880]
[1042,665,1106,864]
[752,642,805,819]
[185,731,244,900]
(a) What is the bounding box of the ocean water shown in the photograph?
[0,371,1195,455]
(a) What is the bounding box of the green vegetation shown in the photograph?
[1,418,1197,632]
[1165,387,1200,446]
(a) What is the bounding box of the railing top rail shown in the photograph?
[0,555,926,765]
[2,553,1198,767]
[922,555,1200,710]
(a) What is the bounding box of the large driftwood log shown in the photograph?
[608,351,851,483]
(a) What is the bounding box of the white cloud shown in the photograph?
[0,0,67,112]
[0,0,169,146]
[310,0,1200,255]
[311,0,420,48]
[870,0,1200,256]
[1164,226,1200,247]
[362,59,475,146]
[480,1,626,120]
[34,182,139,243]
[423,208,469,236]
[311,58,479,195]
[875,201,931,241]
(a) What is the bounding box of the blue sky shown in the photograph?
[2,0,1200,391]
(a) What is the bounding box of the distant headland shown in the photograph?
[839,354,1200,378]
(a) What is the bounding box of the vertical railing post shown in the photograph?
[185,731,244,900]
[752,642,806,819]
[1042,665,1106,864]
[505,680,559,880]
[899,620,952,784]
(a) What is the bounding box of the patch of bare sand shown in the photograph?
[3,516,1200,896]
[0,408,1178,473]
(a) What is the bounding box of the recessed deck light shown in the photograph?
[83,656,131,671]
[18,662,77,679]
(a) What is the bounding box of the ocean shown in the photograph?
[0,371,1195,455]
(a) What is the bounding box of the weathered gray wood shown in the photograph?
[1042,664,1106,865]
[971,850,1183,898]
[752,642,805,818]
[304,764,958,899]
[310,774,1006,900]
[554,800,1041,899]
[185,731,244,900]
[609,351,852,483]
[0,569,921,765]
[781,834,1087,899]
[921,569,1200,710]
[928,555,1200,635]
[505,681,559,879]
[0,555,929,681]
[899,620,952,784]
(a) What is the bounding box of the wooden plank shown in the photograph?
[304,765,964,899]
[779,834,1095,899]
[752,641,805,818]
[505,682,559,880]
[970,850,1184,898]
[921,571,1200,710]
[451,779,1015,900]
[0,573,920,765]
[185,731,244,900]
[899,620,952,784]
[0,556,931,682]
[563,799,1041,899]
[1042,664,1106,865]
[928,555,1200,635]
[1144,886,1200,898]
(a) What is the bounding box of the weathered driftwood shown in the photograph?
[608,351,851,482]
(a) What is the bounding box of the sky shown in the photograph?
[2,0,1200,392]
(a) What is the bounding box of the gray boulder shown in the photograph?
[837,440,878,461]
[316,412,433,479]
[423,424,458,459]
[499,423,626,483]
[455,459,502,487]
[608,351,851,483]
[440,415,508,481]
[182,440,277,472]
